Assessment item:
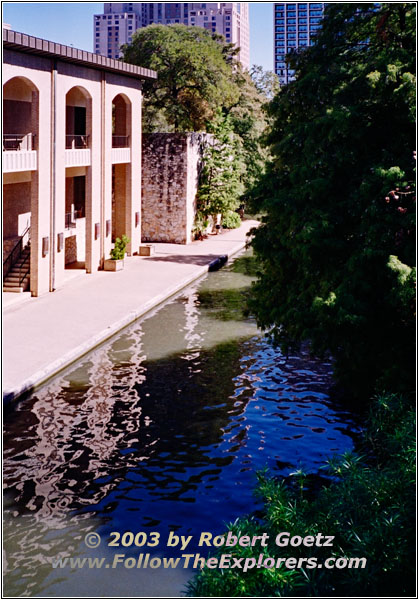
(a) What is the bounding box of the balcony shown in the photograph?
[3,133,37,173]
[111,135,130,164]
[65,134,91,167]
[65,209,84,230]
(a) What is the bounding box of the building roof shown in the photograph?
[3,28,157,81]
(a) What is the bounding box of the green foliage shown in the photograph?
[222,210,242,229]
[187,393,416,597]
[122,24,240,132]
[249,3,416,397]
[227,67,272,195]
[110,235,129,260]
[250,65,280,100]
[196,110,245,230]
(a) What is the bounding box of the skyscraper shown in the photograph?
[274,3,328,85]
[94,3,249,69]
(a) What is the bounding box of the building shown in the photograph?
[3,28,157,296]
[274,2,328,85]
[94,3,250,69]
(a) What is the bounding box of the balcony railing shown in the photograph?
[65,209,84,230]
[66,134,89,149]
[112,135,130,148]
[3,133,36,151]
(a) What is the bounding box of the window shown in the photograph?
[276,19,284,25]
[299,40,308,45]
[276,40,285,46]
[276,33,285,39]
[226,27,230,32]
[276,26,285,32]
[288,25,296,31]
[287,19,296,25]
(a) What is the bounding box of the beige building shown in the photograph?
[3,28,156,296]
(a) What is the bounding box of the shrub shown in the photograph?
[110,235,130,260]
[222,210,242,229]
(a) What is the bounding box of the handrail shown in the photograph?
[18,250,31,288]
[3,133,36,151]
[65,134,89,149]
[112,135,130,148]
[3,225,31,281]
[65,209,84,229]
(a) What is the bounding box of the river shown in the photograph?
[3,250,359,597]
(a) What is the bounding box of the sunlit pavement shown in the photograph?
[3,220,259,403]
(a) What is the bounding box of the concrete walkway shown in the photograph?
[3,220,258,403]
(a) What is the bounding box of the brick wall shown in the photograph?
[141,133,211,244]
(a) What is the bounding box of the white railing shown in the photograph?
[3,151,37,172]
[65,149,91,167]
[111,147,131,164]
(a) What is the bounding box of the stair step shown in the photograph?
[5,278,29,285]
[3,286,25,293]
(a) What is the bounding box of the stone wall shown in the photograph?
[141,133,211,244]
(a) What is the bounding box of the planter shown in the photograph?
[139,244,155,256]
[104,258,124,271]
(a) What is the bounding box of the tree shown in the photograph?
[249,3,416,397]
[249,65,280,100]
[196,109,245,232]
[122,24,240,132]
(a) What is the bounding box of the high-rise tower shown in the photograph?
[274,3,328,85]
[94,3,249,69]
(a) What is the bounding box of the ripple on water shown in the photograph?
[3,251,361,597]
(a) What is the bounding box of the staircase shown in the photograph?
[3,240,31,293]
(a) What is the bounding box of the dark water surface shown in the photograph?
[3,251,360,597]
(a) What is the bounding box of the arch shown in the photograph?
[3,75,38,100]
[65,86,92,149]
[3,76,39,150]
[112,93,131,147]
[66,85,91,107]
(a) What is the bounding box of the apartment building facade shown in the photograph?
[3,28,156,296]
[94,3,250,69]
[274,2,328,85]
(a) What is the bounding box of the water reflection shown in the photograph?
[3,251,360,597]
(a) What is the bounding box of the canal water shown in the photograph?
[3,250,360,597]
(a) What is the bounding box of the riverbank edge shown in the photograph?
[3,237,251,406]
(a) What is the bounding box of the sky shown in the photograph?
[2,2,274,71]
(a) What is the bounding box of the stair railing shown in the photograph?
[18,246,31,288]
[3,225,31,282]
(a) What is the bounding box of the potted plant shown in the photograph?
[104,234,130,271]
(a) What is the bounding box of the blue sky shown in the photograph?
[2,2,274,71]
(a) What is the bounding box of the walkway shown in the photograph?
[3,220,258,403]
